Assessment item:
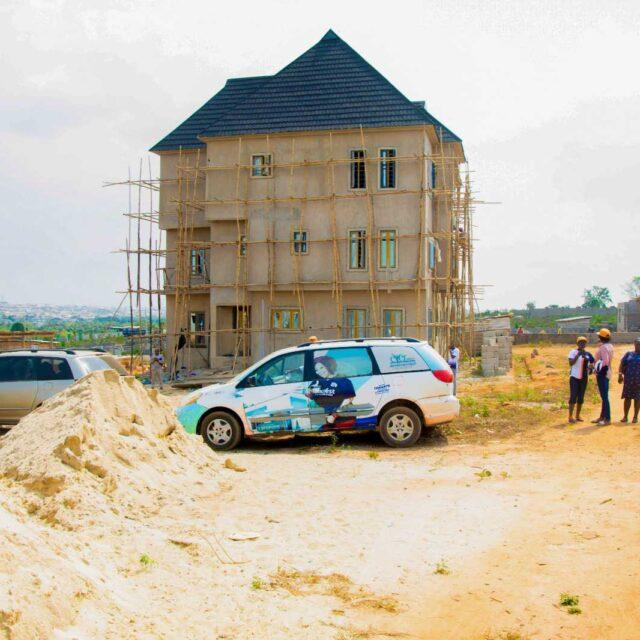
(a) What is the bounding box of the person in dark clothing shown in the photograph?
[567,336,594,424]
[306,355,356,425]
[618,337,640,423]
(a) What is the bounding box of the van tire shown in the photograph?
[379,406,422,448]
[201,411,243,451]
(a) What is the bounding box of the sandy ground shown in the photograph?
[1,345,639,640]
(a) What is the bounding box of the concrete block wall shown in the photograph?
[481,329,513,377]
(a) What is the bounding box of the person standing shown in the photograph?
[447,343,461,394]
[593,328,614,426]
[150,347,165,389]
[618,337,640,423]
[567,336,594,423]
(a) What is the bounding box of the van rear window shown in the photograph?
[76,355,126,377]
[371,346,429,373]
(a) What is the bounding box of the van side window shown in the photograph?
[310,347,373,379]
[241,352,305,387]
[0,357,36,382]
[35,357,74,381]
[370,346,429,374]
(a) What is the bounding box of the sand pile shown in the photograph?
[0,370,218,529]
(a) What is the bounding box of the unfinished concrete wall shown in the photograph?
[477,315,513,376]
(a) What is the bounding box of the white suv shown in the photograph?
[177,338,459,450]
[0,349,127,426]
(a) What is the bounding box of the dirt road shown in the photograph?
[205,417,639,640]
[2,345,638,639]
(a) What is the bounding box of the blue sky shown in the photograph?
[1,0,638,309]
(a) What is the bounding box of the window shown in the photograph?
[190,249,206,275]
[271,308,303,331]
[35,357,73,381]
[371,346,429,374]
[0,356,36,382]
[292,230,308,254]
[251,154,272,178]
[382,308,404,337]
[233,306,250,330]
[349,230,367,269]
[243,352,305,387]
[311,347,373,378]
[430,161,437,189]
[379,148,396,189]
[344,308,367,339]
[428,238,437,270]
[350,150,366,189]
[378,229,397,269]
[238,235,247,257]
[190,312,206,347]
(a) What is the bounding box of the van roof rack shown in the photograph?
[297,337,421,348]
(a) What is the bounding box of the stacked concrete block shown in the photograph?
[481,329,513,377]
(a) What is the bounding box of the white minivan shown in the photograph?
[177,338,460,450]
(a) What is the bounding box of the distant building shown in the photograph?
[555,316,591,333]
[618,300,640,332]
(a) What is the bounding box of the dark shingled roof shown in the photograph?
[151,30,460,152]
[150,76,271,152]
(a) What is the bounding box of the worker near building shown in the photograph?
[447,343,461,394]
[593,328,614,426]
[567,336,594,424]
[618,337,640,424]
[150,348,165,389]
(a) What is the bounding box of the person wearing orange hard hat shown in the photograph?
[592,328,614,425]
[567,336,594,424]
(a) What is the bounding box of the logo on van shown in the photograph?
[388,353,417,368]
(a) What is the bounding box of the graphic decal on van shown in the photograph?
[241,347,378,434]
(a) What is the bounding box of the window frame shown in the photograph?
[378,228,398,269]
[343,307,368,339]
[378,147,397,190]
[250,153,273,179]
[428,238,437,270]
[238,234,247,258]
[190,311,207,347]
[190,248,206,276]
[291,229,308,255]
[349,149,367,190]
[271,308,304,332]
[348,228,367,271]
[381,308,405,338]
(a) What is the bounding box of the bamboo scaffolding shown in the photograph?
[112,125,480,375]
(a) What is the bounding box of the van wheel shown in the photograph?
[201,411,243,451]
[379,406,422,447]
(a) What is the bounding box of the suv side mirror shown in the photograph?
[244,375,257,388]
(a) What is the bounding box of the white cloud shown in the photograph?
[0,0,638,306]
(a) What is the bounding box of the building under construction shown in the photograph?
[118,29,478,374]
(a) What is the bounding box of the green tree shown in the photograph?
[10,321,25,332]
[624,276,640,299]
[525,301,536,315]
[582,286,612,309]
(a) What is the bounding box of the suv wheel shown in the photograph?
[201,411,243,451]
[379,406,422,448]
